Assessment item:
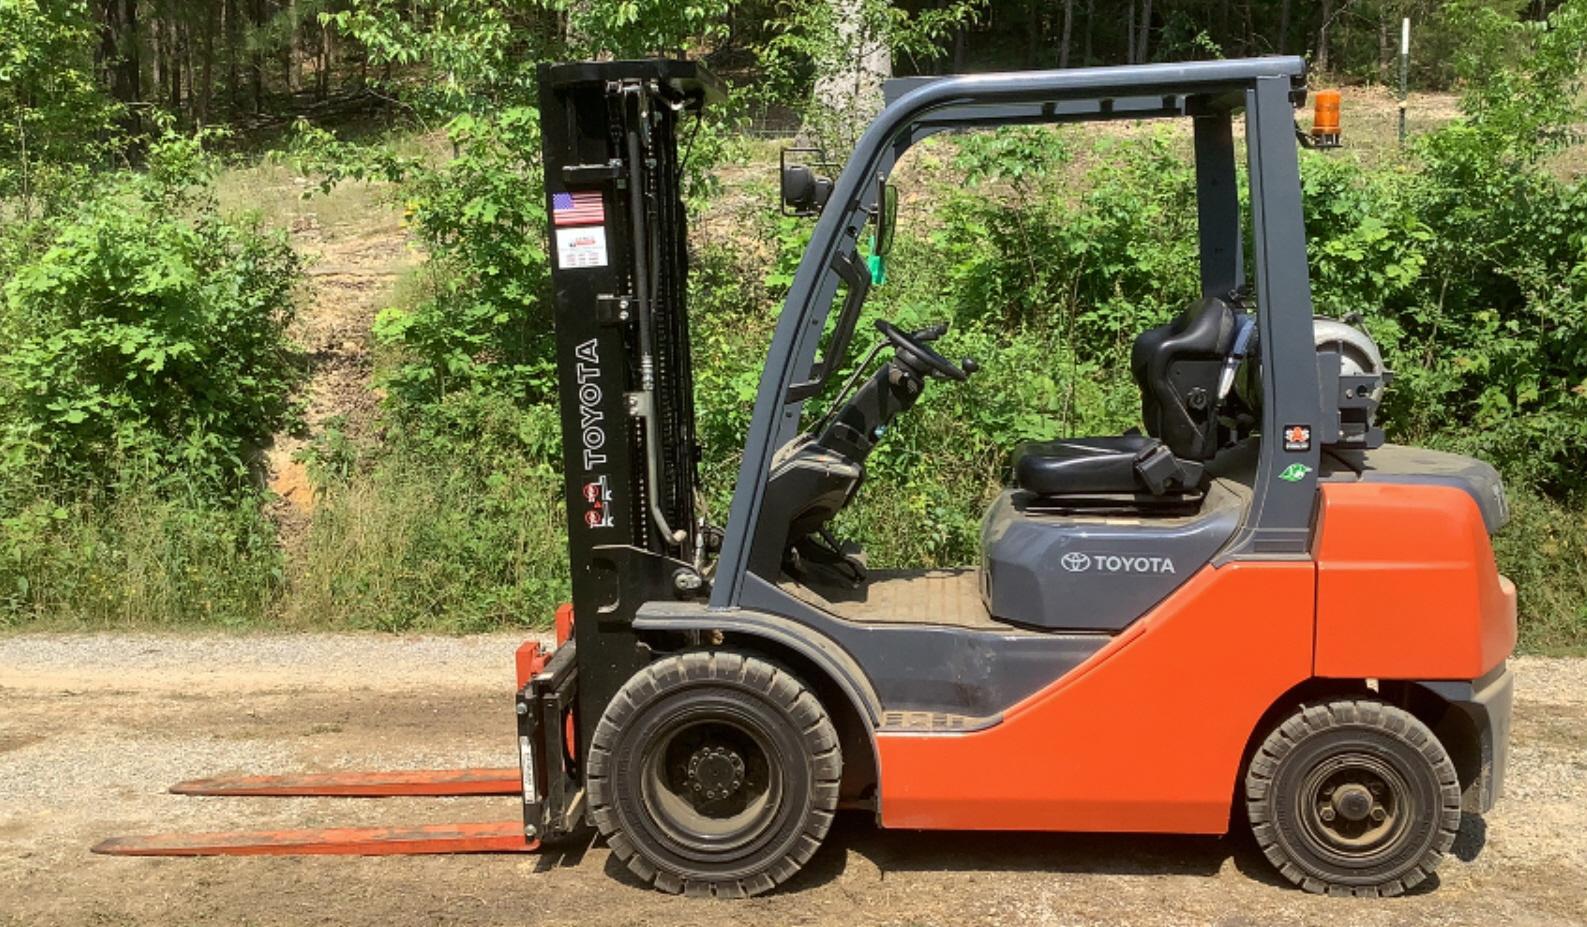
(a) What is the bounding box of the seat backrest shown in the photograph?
[1129,296,1241,460]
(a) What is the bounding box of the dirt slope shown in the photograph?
[212,164,415,541]
[2,635,1584,927]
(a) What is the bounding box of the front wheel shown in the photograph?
[587,651,841,897]
[1245,698,1462,897]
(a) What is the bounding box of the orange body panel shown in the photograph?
[876,562,1315,833]
[1314,483,1515,681]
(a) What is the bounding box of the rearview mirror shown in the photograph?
[874,181,898,257]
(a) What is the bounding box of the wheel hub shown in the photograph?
[1303,756,1404,856]
[686,745,746,802]
[1331,783,1374,822]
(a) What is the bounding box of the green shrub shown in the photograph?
[370,110,557,409]
[1492,486,1587,655]
[0,133,301,498]
[0,132,301,630]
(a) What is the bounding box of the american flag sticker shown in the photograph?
[552,189,605,227]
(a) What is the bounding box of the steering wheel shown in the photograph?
[875,319,968,381]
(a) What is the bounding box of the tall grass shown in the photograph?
[278,448,569,632]
[0,487,282,630]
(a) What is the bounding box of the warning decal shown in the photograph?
[555,226,608,269]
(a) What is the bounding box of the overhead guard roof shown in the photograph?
[883,56,1308,119]
[542,59,728,109]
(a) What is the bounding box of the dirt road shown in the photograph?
[2,634,1583,926]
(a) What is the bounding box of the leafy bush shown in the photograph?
[1290,4,1587,494]
[371,109,556,409]
[0,134,302,498]
[0,133,301,629]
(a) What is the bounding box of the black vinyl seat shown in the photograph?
[1014,296,1248,499]
[1013,434,1201,497]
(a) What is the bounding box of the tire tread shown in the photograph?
[1244,697,1462,898]
[587,649,842,898]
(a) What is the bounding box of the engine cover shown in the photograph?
[980,484,1244,631]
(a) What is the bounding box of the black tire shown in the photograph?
[1245,698,1462,897]
[586,650,841,898]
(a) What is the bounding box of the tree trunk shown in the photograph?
[1378,10,1391,82]
[183,18,196,118]
[150,15,163,101]
[199,0,215,124]
[1136,0,1153,63]
[1025,0,1040,68]
[1083,0,1094,65]
[250,0,264,114]
[1317,0,1334,73]
[287,0,301,93]
[1059,0,1075,68]
[318,17,334,100]
[1126,1,1136,63]
[102,0,142,105]
[224,0,239,115]
[810,0,892,149]
[168,16,182,113]
[1278,0,1291,54]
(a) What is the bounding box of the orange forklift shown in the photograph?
[98,56,1514,899]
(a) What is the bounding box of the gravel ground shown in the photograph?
[2,634,1584,926]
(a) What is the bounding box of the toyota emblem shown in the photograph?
[1061,552,1091,572]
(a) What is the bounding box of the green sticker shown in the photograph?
[1278,463,1312,483]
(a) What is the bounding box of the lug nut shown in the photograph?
[1370,807,1386,822]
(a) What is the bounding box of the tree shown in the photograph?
[810,0,893,147]
[1,0,117,208]
[1059,0,1075,67]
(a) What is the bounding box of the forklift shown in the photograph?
[97,56,1514,900]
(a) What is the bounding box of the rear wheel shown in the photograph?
[1245,698,1461,897]
[587,651,841,897]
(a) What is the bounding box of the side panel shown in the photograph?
[1314,482,1516,680]
[875,562,1315,833]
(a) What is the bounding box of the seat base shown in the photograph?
[1013,435,1203,498]
[1020,490,1205,518]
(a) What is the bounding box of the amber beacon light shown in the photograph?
[1311,88,1342,147]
